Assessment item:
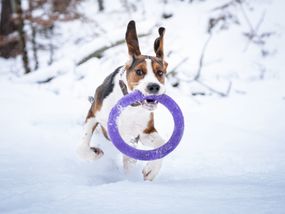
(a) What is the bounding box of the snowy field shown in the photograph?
[1,0,285,213]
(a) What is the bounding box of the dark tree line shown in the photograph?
[0,0,105,74]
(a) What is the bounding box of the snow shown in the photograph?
[1,0,285,213]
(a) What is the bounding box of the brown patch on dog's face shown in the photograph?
[125,56,168,90]
[151,57,168,84]
[126,56,146,90]
[126,64,147,90]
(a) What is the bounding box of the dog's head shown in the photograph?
[124,21,168,100]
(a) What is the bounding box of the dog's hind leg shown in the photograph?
[77,109,104,160]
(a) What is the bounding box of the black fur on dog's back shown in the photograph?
[95,66,122,104]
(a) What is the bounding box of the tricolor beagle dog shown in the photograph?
[78,20,168,181]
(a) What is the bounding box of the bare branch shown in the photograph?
[240,1,267,51]
[167,57,189,77]
[76,32,150,66]
[196,80,232,97]
[239,2,255,34]
[194,33,213,81]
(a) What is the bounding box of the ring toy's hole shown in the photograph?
[107,90,184,161]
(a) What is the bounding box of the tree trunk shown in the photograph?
[29,0,39,70]
[0,0,19,58]
[0,0,17,35]
[98,0,104,12]
[14,0,31,74]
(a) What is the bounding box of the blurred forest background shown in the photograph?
[1,0,281,94]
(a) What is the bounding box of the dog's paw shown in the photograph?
[142,160,162,181]
[123,156,137,174]
[77,145,104,160]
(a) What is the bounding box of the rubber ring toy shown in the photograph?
[107,90,184,161]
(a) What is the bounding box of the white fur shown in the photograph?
[77,118,103,160]
[78,66,165,181]
[140,132,165,181]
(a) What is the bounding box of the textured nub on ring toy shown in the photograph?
[107,90,184,161]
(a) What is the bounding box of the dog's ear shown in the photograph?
[154,27,165,59]
[125,20,141,56]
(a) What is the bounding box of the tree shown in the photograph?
[14,0,31,74]
[0,0,19,58]
[0,0,81,74]
[98,0,104,12]
[28,0,39,70]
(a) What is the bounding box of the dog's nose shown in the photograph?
[146,83,160,94]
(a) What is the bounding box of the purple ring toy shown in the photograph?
[107,90,184,161]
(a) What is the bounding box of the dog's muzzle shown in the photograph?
[119,80,160,111]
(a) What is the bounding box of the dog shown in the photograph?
[77,20,168,181]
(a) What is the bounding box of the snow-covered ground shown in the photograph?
[0,0,285,213]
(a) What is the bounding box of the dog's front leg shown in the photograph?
[123,137,139,174]
[140,132,165,181]
[77,117,104,160]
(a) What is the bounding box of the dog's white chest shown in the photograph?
[117,106,150,140]
[95,76,151,141]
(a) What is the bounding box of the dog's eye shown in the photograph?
[157,70,164,77]
[135,69,144,76]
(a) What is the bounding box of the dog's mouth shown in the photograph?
[142,99,158,111]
